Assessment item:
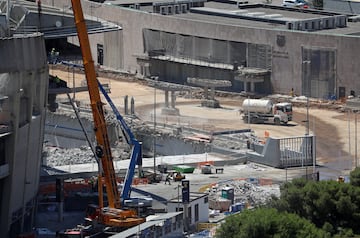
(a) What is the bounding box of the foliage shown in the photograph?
[350,167,360,187]
[271,178,360,235]
[215,208,329,238]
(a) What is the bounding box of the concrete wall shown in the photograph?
[44,112,120,148]
[140,136,207,156]
[247,136,314,168]
[168,194,209,230]
[42,0,360,97]
[104,30,124,69]
[44,112,207,155]
[0,33,48,236]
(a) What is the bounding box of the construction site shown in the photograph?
[1,0,360,237]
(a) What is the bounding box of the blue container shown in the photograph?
[230,204,238,213]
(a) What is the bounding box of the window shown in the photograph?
[97,44,104,65]
[195,204,199,222]
[204,197,208,203]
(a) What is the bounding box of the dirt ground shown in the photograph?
[52,68,359,176]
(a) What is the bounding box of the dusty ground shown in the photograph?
[52,68,358,176]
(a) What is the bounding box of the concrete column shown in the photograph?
[243,80,248,92]
[250,82,255,92]
[124,95,128,115]
[164,90,169,108]
[204,87,208,99]
[227,41,231,63]
[210,87,215,100]
[58,202,64,222]
[171,91,176,108]
[209,39,213,61]
[144,64,150,77]
[138,62,144,75]
[131,97,135,115]
[184,203,189,233]
[21,75,34,232]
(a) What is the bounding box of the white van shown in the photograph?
[282,0,309,8]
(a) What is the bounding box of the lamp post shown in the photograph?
[152,76,158,175]
[355,110,358,167]
[348,110,352,168]
[302,60,311,179]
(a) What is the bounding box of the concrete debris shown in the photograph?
[206,179,280,207]
[42,144,127,167]
[43,146,96,167]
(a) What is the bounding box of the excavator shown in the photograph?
[69,0,145,231]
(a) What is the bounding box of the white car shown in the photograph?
[282,0,309,8]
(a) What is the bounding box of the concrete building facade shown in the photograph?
[42,0,360,99]
[0,33,49,237]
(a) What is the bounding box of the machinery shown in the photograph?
[167,171,186,181]
[70,0,145,230]
[201,164,212,174]
[98,82,143,201]
[241,99,292,125]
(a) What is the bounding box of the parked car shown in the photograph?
[282,0,309,8]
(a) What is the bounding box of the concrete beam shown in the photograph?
[187,77,232,88]
[234,67,269,93]
[146,79,192,91]
[186,77,231,107]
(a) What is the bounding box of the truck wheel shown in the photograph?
[274,118,281,125]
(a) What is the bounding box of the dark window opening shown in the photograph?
[97,44,104,65]
[195,204,199,222]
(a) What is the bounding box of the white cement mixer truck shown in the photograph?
[241,99,292,125]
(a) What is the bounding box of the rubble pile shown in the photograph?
[211,134,248,150]
[207,178,280,207]
[43,143,127,167]
[43,146,96,167]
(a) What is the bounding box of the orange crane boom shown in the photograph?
[70,0,120,209]
[70,0,145,230]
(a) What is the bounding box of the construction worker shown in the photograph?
[290,88,295,97]
[50,48,59,64]
[165,173,171,185]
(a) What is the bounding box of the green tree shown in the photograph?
[350,167,360,186]
[272,178,360,235]
[215,208,329,238]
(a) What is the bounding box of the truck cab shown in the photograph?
[274,102,293,123]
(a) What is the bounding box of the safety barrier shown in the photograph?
[132,178,149,185]
[259,178,273,186]
[197,222,218,231]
